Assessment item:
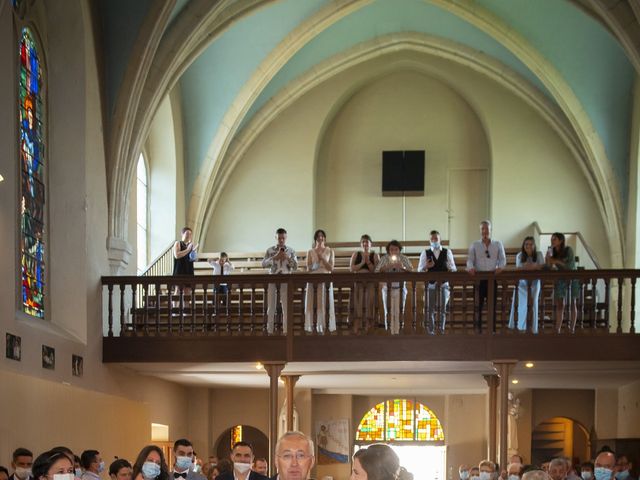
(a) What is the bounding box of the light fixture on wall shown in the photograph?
[0,173,4,182]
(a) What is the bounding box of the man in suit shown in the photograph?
[271,432,315,480]
[215,442,267,480]
[171,439,206,480]
[9,448,33,480]
[252,459,268,477]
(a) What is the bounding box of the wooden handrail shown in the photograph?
[141,241,175,276]
[102,269,640,343]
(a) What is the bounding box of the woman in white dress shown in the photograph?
[305,229,336,333]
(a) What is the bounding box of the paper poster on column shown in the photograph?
[315,419,350,464]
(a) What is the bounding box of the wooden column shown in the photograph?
[264,362,285,475]
[283,374,301,431]
[483,374,500,463]
[494,360,517,471]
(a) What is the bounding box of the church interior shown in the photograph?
[1,1,640,479]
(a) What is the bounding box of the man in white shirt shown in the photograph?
[418,230,456,334]
[262,228,298,334]
[466,220,506,333]
[208,252,234,310]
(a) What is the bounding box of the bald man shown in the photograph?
[594,452,616,480]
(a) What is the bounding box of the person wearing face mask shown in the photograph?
[479,460,498,480]
[580,462,595,480]
[615,455,636,480]
[593,452,617,480]
[10,448,33,480]
[132,446,169,480]
[32,450,75,480]
[214,442,267,480]
[522,472,551,480]
[459,465,471,480]
[171,440,205,480]
[80,452,104,480]
[418,230,457,334]
[470,468,481,480]
[73,457,82,480]
[507,463,524,480]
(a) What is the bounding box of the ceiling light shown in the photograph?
[255,362,263,370]
[511,379,519,384]
[525,362,534,368]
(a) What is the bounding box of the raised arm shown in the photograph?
[417,250,427,272]
[173,241,192,259]
[262,248,274,268]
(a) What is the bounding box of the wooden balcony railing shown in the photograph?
[102,269,640,338]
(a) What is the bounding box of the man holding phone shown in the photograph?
[262,228,298,334]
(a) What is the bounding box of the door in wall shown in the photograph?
[447,169,489,248]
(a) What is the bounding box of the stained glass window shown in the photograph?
[356,399,444,443]
[231,425,243,449]
[19,27,45,318]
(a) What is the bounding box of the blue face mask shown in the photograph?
[509,475,520,480]
[615,471,630,480]
[582,472,593,480]
[142,462,161,480]
[97,462,105,474]
[460,471,470,480]
[480,472,492,480]
[175,457,192,472]
[431,242,441,250]
[75,469,83,478]
[594,468,613,480]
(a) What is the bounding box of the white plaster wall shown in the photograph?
[0,0,189,461]
[315,70,490,245]
[147,94,178,261]
[203,51,610,266]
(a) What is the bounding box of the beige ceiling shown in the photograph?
[119,360,640,394]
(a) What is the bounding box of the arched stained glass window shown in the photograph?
[356,399,444,443]
[19,27,45,318]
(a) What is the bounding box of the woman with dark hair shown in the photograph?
[375,240,413,335]
[546,232,579,333]
[350,444,412,480]
[32,450,75,480]
[508,236,544,333]
[350,234,380,334]
[305,229,336,334]
[131,446,169,480]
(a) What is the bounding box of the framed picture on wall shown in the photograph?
[6,333,21,361]
[72,355,83,377]
[42,345,55,370]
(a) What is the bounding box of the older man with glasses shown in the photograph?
[467,220,506,333]
[272,432,315,480]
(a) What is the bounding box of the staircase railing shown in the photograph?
[141,242,175,277]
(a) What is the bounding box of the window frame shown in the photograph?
[136,151,150,275]
[15,20,49,321]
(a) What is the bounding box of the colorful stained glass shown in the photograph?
[356,399,444,443]
[231,425,243,449]
[19,27,45,318]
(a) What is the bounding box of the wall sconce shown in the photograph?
[0,174,4,182]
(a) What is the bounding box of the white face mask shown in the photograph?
[53,474,75,480]
[234,463,251,475]
[15,468,32,480]
[480,472,493,480]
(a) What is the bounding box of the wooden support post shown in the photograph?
[494,360,517,471]
[264,362,285,475]
[483,373,500,463]
[283,374,301,431]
